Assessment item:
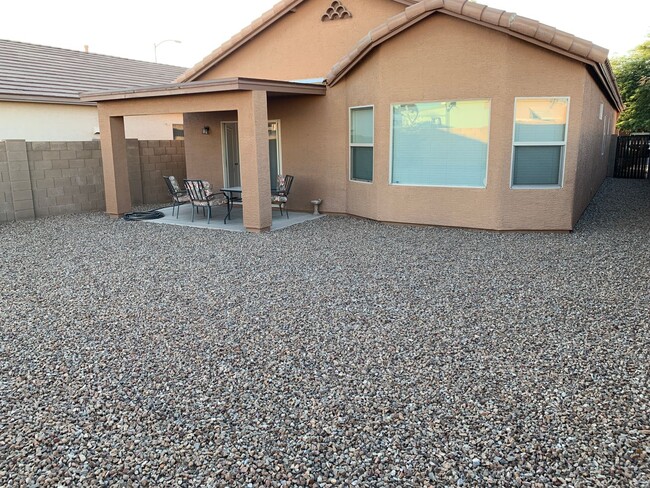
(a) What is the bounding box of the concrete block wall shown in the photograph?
[139,140,186,204]
[0,139,186,223]
[0,140,36,221]
[127,139,144,205]
[0,142,14,221]
[26,141,104,217]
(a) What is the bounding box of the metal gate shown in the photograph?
[614,135,650,179]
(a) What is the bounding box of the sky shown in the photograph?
[2,0,648,68]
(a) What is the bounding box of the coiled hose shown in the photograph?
[123,210,166,221]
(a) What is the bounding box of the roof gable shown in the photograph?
[176,0,419,83]
[0,39,186,105]
[325,0,622,110]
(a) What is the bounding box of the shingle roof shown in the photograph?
[325,0,622,110]
[175,0,420,83]
[0,39,186,105]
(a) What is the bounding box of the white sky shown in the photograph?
[2,0,648,68]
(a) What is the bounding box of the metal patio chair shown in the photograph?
[272,174,294,218]
[163,175,191,218]
[184,179,230,224]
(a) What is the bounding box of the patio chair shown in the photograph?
[183,179,230,224]
[272,174,294,218]
[163,175,191,218]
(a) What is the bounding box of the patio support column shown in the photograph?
[238,91,272,232]
[98,110,131,217]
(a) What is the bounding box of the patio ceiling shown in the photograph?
[80,77,326,103]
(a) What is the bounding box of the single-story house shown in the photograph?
[82,0,622,231]
[0,39,186,141]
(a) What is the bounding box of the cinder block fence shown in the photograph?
[0,139,185,223]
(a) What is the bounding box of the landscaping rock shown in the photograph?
[0,178,648,485]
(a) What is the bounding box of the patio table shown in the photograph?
[220,186,242,214]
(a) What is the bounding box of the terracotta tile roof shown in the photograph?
[175,0,420,83]
[0,39,186,105]
[325,0,622,110]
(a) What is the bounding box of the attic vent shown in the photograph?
[321,1,352,21]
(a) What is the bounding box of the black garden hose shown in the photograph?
[123,210,166,221]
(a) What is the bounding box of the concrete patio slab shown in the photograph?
[142,204,323,232]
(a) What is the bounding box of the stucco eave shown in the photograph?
[80,77,327,103]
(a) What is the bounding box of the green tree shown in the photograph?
[612,37,650,133]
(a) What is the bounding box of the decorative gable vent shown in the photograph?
[321,1,352,21]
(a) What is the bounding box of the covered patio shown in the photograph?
[142,203,323,232]
[82,78,326,232]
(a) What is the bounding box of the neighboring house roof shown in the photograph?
[325,0,623,110]
[176,0,420,83]
[0,39,186,105]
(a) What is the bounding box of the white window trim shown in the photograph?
[510,96,570,190]
[349,105,374,184]
[388,98,491,188]
[269,119,283,177]
[221,120,238,187]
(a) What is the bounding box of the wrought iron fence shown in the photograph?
[614,135,650,179]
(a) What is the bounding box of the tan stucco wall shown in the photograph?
[124,114,184,140]
[0,101,182,141]
[183,111,237,188]
[265,14,593,230]
[183,99,350,216]
[146,15,611,230]
[0,102,99,141]
[94,12,617,231]
[571,73,617,226]
[268,95,349,214]
[199,0,406,81]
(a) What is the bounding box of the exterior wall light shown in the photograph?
[202,126,210,135]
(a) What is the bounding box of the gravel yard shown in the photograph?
[1,178,648,486]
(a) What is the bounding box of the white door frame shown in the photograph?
[268,120,283,186]
[221,120,282,188]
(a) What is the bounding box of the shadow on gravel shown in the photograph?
[573,178,650,235]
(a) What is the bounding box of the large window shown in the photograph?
[350,106,374,182]
[511,97,569,187]
[391,100,490,187]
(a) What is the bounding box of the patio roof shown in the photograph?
[80,77,326,103]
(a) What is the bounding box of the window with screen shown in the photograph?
[350,106,374,182]
[391,100,490,187]
[511,97,569,187]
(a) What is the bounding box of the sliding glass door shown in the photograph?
[222,121,282,189]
